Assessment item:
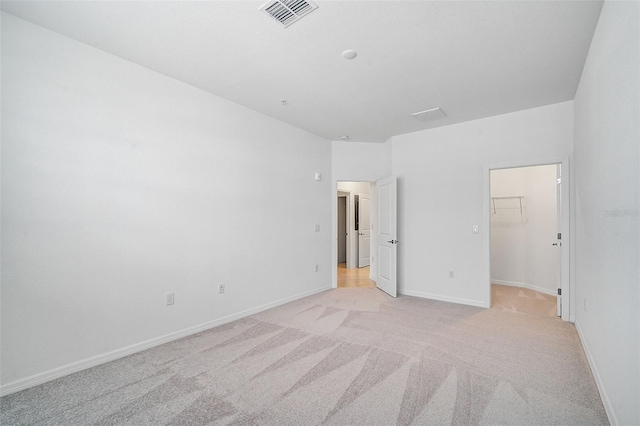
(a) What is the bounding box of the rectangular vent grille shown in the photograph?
[412,107,447,122]
[260,0,318,28]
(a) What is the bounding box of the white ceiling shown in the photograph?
[1,0,603,143]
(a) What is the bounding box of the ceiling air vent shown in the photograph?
[412,107,447,122]
[260,0,318,28]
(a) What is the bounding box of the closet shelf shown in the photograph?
[491,196,524,217]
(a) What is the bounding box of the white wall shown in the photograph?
[491,168,527,286]
[331,141,390,183]
[491,165,558,295]
[1,14,332,392]
[573,1,639,424]
[391,101,573,307]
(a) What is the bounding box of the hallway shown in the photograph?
[337,263,376,288]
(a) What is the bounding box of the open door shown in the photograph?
[376,176,397,297]
[357,193,371,267]
[556,164,562,317]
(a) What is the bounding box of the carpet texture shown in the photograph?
[491,284,558,317]
[1,288,608,425]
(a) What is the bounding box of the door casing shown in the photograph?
[484,158,571,321]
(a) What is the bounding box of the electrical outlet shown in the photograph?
[472,224,479,234]
[448,271,455,279]
[218,283,225,294]
[314,264,319,272]
[166,292,174,306]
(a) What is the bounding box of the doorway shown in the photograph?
[333,177,398,297]
[488,163,566,318]
[336,181,374,287]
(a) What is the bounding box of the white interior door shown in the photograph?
[376,176,397,297]
[358,194,370,267]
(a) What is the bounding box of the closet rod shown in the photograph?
[491,196,524,216]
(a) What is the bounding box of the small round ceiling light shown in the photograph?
[342,50,357,60]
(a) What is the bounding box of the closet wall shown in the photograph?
[490,165,558,294]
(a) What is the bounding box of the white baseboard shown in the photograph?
[399,289,487,308]
[0,285,332,397]
[491,279,557,296]
[574,321,617,425]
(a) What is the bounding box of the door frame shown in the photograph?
[337,190,351,268]
[484,157,571,321]
[333,181,376,289]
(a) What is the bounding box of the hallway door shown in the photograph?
[357,194,370,267]
[376,176,397,297]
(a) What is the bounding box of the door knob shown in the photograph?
[387,240,398,244]
[552,243,558,246]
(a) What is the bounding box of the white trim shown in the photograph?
[399,289,486,308]
[336,187,352,269]
[491,279,557,296]
[575,321,617,425]
[0,285,331,397]
[337,190,350,268]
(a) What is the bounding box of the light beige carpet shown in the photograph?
[491,283,558,317]
[1,288,608,425]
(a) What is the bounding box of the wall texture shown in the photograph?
[391,101,573,307]
[573,1,640,424]
[1,14,332,392]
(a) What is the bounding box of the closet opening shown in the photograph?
[488,163,566,319]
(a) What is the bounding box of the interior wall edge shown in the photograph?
[574,320,617,425]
